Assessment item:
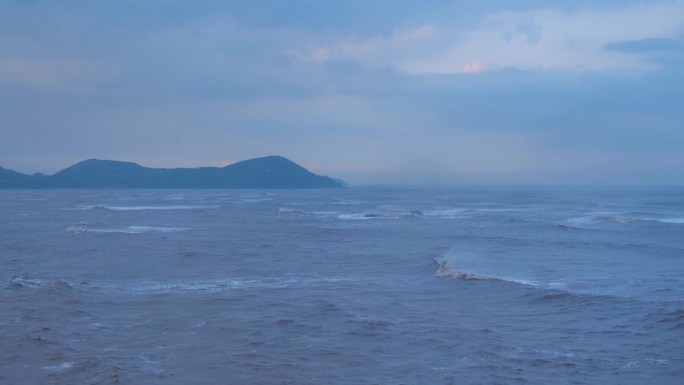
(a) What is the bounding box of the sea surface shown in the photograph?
[1,186,683,384]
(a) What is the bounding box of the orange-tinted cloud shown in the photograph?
[461,60,487,73]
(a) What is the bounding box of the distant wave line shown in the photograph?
[67,204,221,211]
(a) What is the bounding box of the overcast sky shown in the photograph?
[1,0,683,184]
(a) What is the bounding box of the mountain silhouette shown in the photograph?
[0,156,343,189]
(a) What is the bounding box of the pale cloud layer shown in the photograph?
[319,2,684,73]
[1,0,683,184]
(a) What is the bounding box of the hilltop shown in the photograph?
[0,156,343,189]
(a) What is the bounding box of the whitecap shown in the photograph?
[67,205,110,210]
[646,359,669,365]
[89,226,189,234]
[278,208,305,214]
[105,205,220,211]
[94,275,364,295]
[570,215,684,225]
[434,257,535,286]
[424,208,469,218]
[9,275,45,288]
[474,208,533,213]
[647,217,684,224]
[337,213,373,220]
[235,198,272,203]
[42,362,74,371]
[65,224,88,233]
[338,211,421,220]
[623,359,669,369]
[279,208,339,217]
[569,215,637,224]
[330,198,363,205]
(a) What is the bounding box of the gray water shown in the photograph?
[1,187,683,384]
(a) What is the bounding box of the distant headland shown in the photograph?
[0,156,344,189]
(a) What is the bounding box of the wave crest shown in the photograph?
[570,214,684,225]
[69,204,219,211]
[434,258,496,281]
[65,224,189,233]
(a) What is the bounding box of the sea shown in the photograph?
[1,186,683,385]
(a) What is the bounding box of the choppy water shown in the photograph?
[1,186,683,384]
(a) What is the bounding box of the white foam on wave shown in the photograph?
[424,208,469,218]
[9,275,46,288]
[66,225,189,233]
[569,215,684,225]
[279,208,408,219]
[435,258,493,280]
[423,207,531,218]
[649,217,684,224]
[278,208,338,216]
[434,257,535,286]
[107,205,220,211]
[467,207,534,213]
[330,198,363,205]
[65,224,88,233]
[95,275,363,295]
[4,197,45,201]
[623,358,669,369]
[42,362,74,371]
[68,205,110,210]
[234,197,273,203]
[162,193,201,201]
[338,213,375,220]
[340,210,424,220]
[570,215,637,224]
[435,252,681,301]
[68,204,220,211]
[278,208,306,214]
[279,207,424,220]
[91,226,189,233]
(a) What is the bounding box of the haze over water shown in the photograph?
[2,186,683,384]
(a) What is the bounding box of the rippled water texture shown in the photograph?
[1,187,683,384]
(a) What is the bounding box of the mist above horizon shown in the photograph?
[1,1,682,185]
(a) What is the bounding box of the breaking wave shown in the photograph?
[69,205,220,211]
[8,275,47,288]
[42,362,75,372]
[100,276,363,295]
[8,275,73,290]
[423,209,469,218]
[279,208,424,220]
[435,258,495,281]
[570,215,684,225]
[6,274,363,295]
[330,198,363,205]
[434,257,535,286]
[66,224,189,233]
[339,210,423,220]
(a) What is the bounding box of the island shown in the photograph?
[0,156,344,189]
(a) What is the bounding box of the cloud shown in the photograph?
[323,24,441,68]
[0,57,112,90]
[333,2,684,74]
[393,24,438,43]
[604,37,684,53]
[495,14,542,44]
[1,1,683,184]
[287,47,331,63]
[461,60,488,74]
